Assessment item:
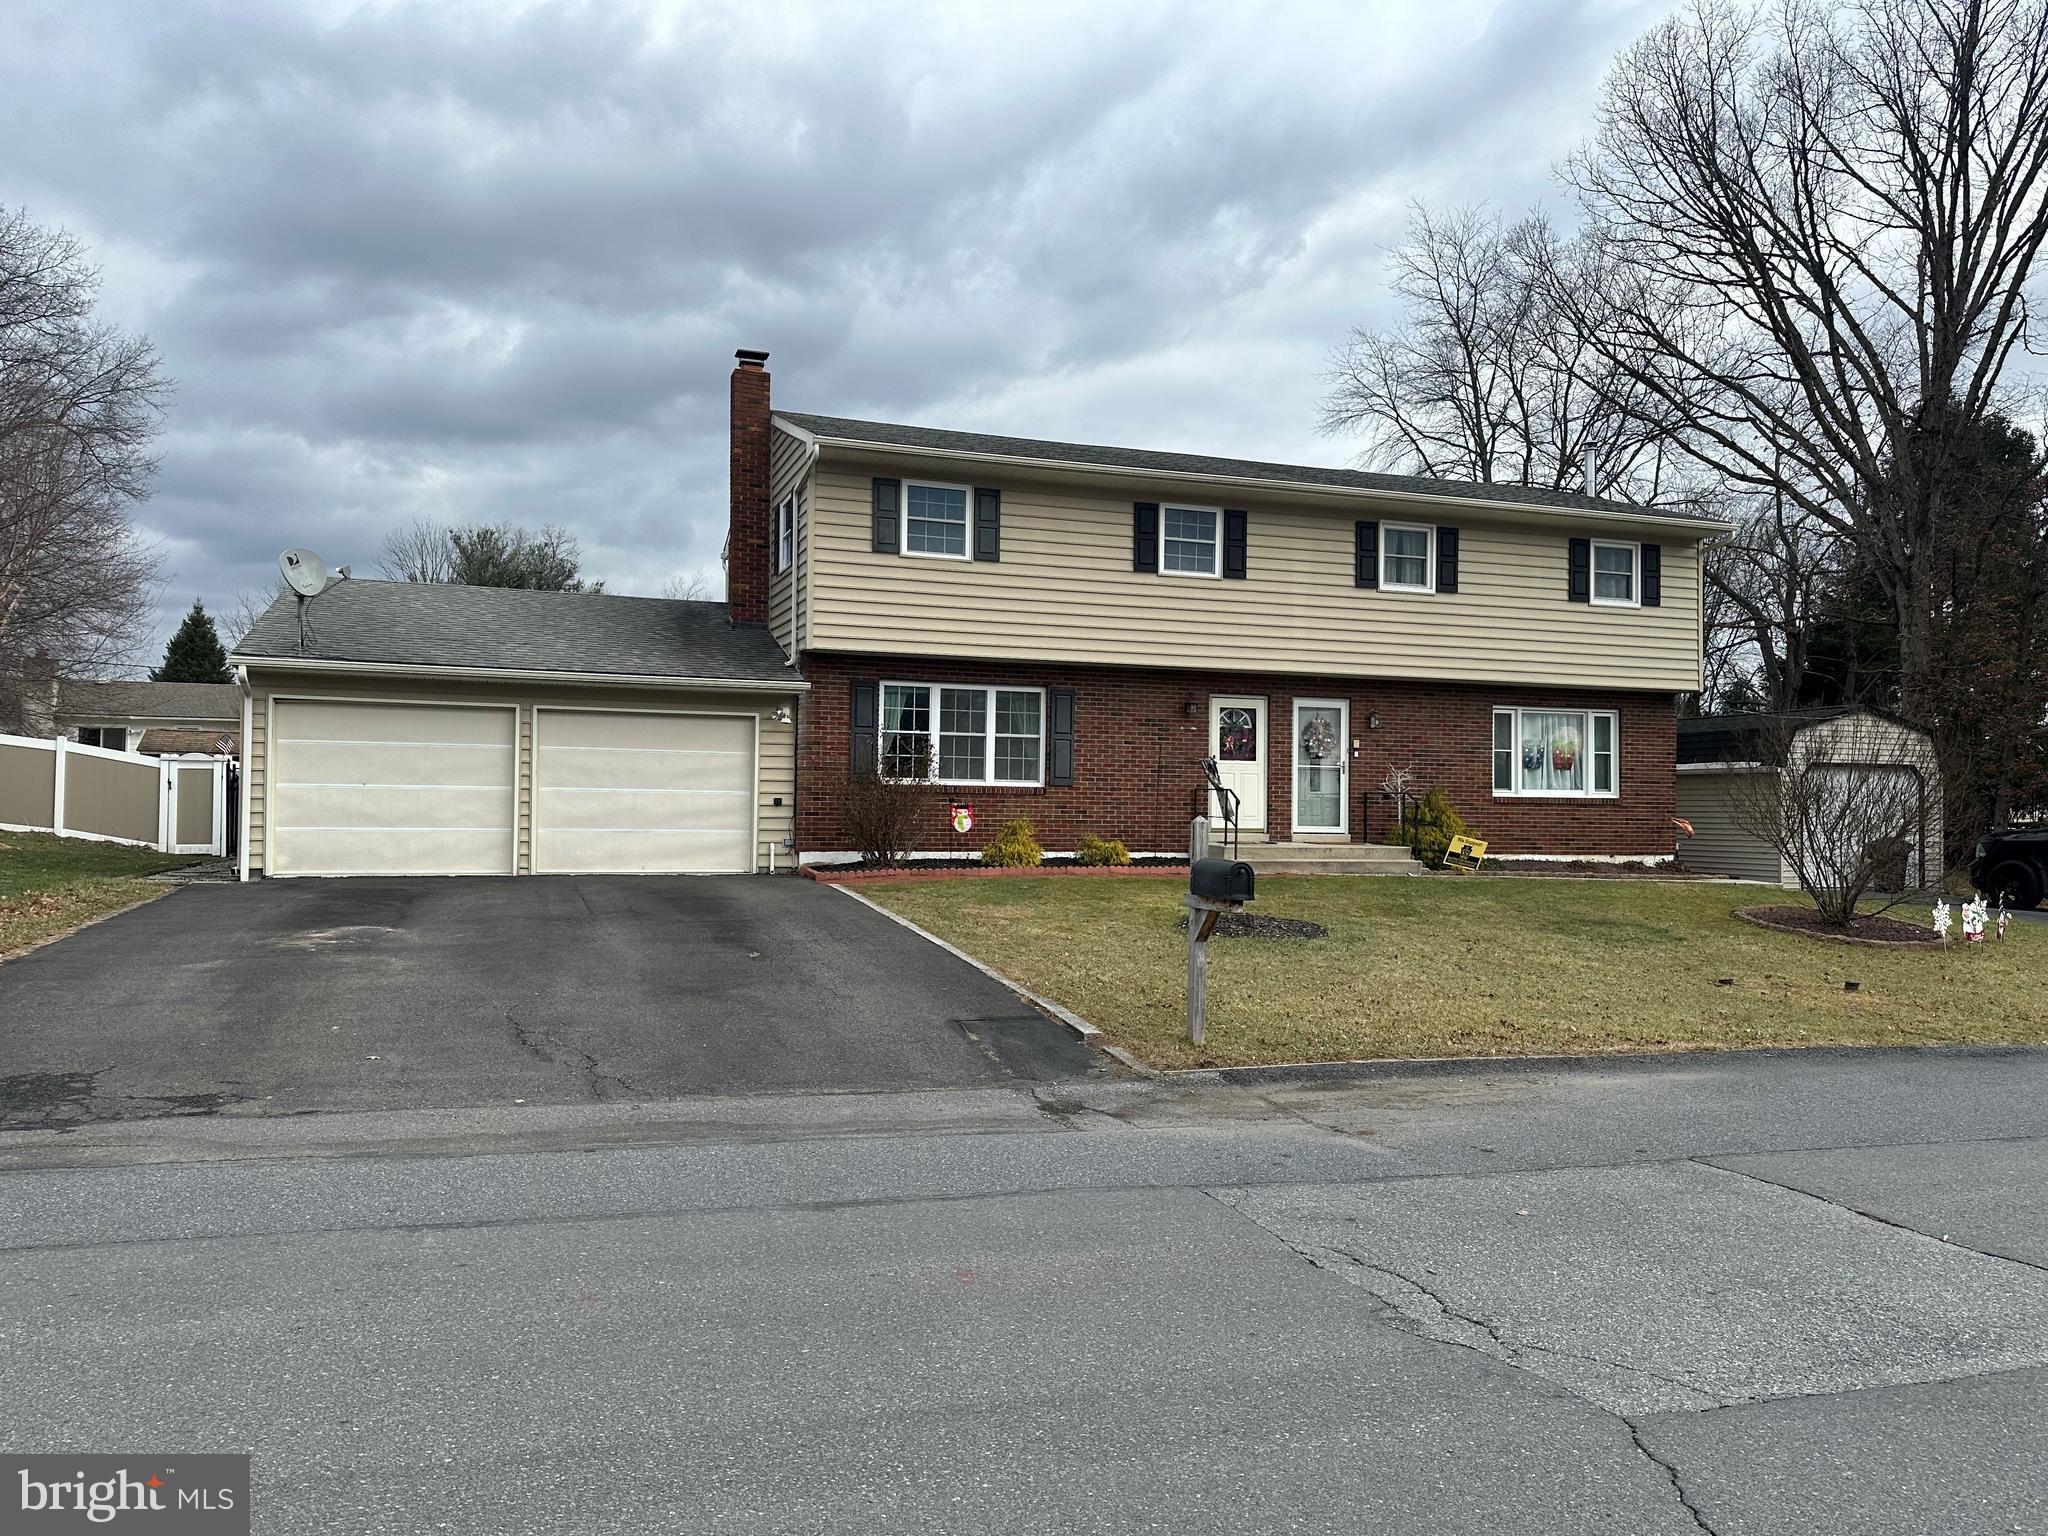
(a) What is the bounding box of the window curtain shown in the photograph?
[1518,710,1585,793]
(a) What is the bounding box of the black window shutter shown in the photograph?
[1355,521,1379,588]
[871,479,900,554]
[1223,509,1248,579]
[972,487,1001,562]
[849,679,879,777]
[1048,688,1075,787]
[1436,526,1460,593]
[1641,542,1661,606]
[1568,537,1591,603]
[1133,503,1159,572]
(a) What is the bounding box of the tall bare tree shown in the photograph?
[1321,205,1686,503]
[1553,0,2048,717]
[0,209,166,721]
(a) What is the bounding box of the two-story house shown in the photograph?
[227,349,1722,879]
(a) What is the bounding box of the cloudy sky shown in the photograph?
[7,0,1673,662]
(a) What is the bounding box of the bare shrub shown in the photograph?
[1725,717,1934,926]
[840,765,940,866]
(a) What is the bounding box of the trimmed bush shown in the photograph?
[1402,788,1470,870]
[1075,834,1131,867]
[981,818,1045,868]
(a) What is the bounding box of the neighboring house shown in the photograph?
[225,347,1726,879]
[55,680,241,756]
[1676,708,1944,889]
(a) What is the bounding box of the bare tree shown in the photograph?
[661,569,713,601]
[377,517,453,584]
[221,584,290,648]
[1553,0,2048,718]
[1321,205,1688,502]
[0,208,166,698]
[1724,716,1933,923]
[1704,485,1847,708]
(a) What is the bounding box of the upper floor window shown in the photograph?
[775,495,795,574]
[1591,540,1638,605]
[904,481,970,559]
[1162,505,1220,576]
[1381,523,1434,592]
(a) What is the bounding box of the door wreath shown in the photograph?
[1300,715,1338,761]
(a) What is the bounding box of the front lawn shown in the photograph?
[0,832,199,957]
[864,875,2047,1069]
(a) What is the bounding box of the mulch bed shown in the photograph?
[1174,911,1327,940]
[1475,859,1718,880]
[1734,905,1945,947]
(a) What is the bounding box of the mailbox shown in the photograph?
[1189,857,1256,904]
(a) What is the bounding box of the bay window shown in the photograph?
[1492,707,1619,797]
[881,683,1045,785]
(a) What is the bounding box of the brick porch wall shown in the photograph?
[795,652,1677,857]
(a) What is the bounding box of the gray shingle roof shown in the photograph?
[231,581,797,684]
[779,412,1722,525]
[57,680,240,723]
[1676,708,1861,765]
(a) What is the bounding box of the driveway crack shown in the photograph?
[1621,1420,1720,1536]
[508,1010,628,1103]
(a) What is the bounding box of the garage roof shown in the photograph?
[1677,707,1864,765]
[232,581,796,684]
[57,680,240,723]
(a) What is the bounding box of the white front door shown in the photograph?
[1209,696,1267,833]
[1293,699,1350,835]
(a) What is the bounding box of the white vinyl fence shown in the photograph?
[0,733,227,855]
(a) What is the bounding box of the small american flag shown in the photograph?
[215,735,234,756]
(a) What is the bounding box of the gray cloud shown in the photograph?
[3,0,1673,656]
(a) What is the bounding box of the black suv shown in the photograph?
[1972,829,2048,910]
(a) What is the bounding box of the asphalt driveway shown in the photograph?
[0,877,1099,1130]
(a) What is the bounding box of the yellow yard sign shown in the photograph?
[1444,834,1487,872]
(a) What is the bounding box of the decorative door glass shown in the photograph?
[1218,707,1258,762]
[1295,704,1344,830]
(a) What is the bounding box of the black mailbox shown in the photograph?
[1190,857,1255,904]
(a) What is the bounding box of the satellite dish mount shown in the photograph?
[278,548,349,653]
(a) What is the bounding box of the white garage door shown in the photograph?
[270,699,517,876]
[534,709,755,874]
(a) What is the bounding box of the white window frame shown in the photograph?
[1491,706,1620,799]
[900,479,973,562]
[774,494,795,574]
[1160,503,1223,579]
[1379,522,1435,593]
[1590,539,1639,607]
[880,681,1047,787]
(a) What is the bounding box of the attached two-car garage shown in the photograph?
[262,695,777,879]
[234,580,802,880]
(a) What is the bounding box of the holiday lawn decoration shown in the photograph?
[1963,897,1988,943]
[1932,899,1952,942]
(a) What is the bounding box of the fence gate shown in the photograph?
[161,754,229,856]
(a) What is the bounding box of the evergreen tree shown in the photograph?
[150,599,232,683]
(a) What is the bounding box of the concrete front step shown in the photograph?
[1236,842,1422,876]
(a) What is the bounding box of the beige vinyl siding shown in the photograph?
[1677,770,1791,885]
[767,425,812,658]
[244,670,798,875]
[805,463,1706,692]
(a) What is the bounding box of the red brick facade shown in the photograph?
[726,350,773,624]
[795,651,1678,858]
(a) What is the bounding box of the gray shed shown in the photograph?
[1676,708,1944,890]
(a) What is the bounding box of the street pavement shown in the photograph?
[2,1046,2045,1534]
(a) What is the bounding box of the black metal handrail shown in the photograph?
[1201,756,1241,857]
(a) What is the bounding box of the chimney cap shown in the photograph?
[734,348,770,368]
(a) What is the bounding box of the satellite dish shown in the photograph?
[280,548,328,597]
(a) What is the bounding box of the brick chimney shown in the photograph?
[726,348,772,623]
